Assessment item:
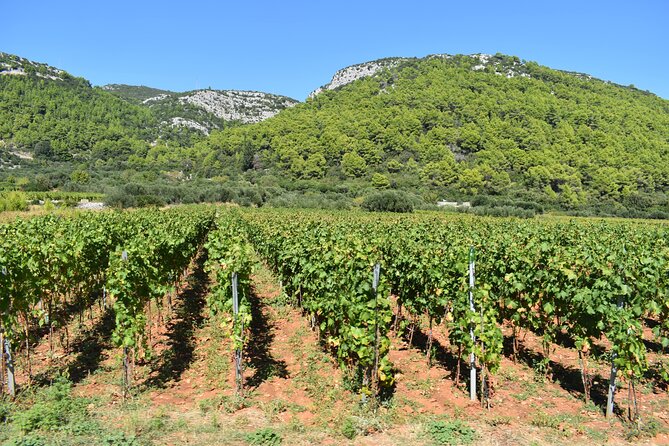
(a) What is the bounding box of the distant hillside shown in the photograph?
[309,57,408,97]
[0,52,300,163]
[100,84,174,103]
[1,52,68,81]
[104,84,299,136]
[199,53,669,215]
[0,52,155,162]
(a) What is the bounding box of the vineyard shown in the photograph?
[1,206,668,445]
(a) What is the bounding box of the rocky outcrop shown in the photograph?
[309,58,408,97]
[177,90,298,123]
[166,117,211,135]
[0,52,65,81]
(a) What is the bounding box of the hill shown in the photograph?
[103,84,299,136]
[0,52,301,205]
[309,57,409,97]
[0,52,155,163]
[0,53,299,163]
[100,84,174,103]
[196,53,669,216]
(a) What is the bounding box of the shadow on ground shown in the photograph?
[244,284,288,389]
[145,251,208,388]
[31,305,116,387]
[396,318,469,385]
[395,316,612,411]
[502,335,610,410]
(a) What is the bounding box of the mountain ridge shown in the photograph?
[0,52,70,82]
[309,52,657,100]
[197,52,669,216]
[102,83,299,134]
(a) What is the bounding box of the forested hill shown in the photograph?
[103,84,300,136]
[100,84,175,103]
[0,52,156,162]
[200,53,669,214]
[0,52,299,162]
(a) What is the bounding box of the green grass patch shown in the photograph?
[425,419,478,445]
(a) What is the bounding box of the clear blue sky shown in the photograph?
[3,0,668,100]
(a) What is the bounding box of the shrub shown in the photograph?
[100,432,141,446]
[43,199,56,211]
[5,434,46,446]
[0,191,29,212]
[105,184,165,209]
[426,419,478,445]
[267,191,352,210]
[13,376,87,433]
[362,190,414,213]
[135,194,165,208]
[470,205,535,218]
[0,398,13,423]
[341,417,357,439]
[105,188,137,208]
[338,413,383,439]
[371,173,390,189]
[246,428,282,445]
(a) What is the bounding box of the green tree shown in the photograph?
[421,158,457,187]
[33,140,53,159]
[341,152,367,178]
[302,153,326,179]
[371,173,390,189]
[458,168,485,194]
[386,159,403,173]
[70,170,90,184]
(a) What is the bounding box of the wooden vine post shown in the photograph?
[0,268,6,396]
[0,329,4,395]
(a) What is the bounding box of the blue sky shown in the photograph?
[3,0,668,100]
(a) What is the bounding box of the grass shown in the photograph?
[624,415,666,441]
[530,411,562,429]
[582,400,600,414]
[485,415,512,426]
[340,413,383,439]
[407,377,436,397]
[259,399,306,422]
[529,410,592,440]
[246,428,283,446]
[201,292,233,389]
[424,419,478,445]
[290,327,340,404]
[584,426,608,443]
[511,379,542,402]
[498,366,520,383]
[0,375,143,446]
